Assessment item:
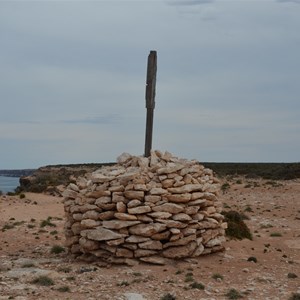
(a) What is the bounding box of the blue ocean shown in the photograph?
[0,176,20,193]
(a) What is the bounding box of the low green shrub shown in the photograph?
[50,245,65,254]
[222,211,252,240]
[31,275,54,286]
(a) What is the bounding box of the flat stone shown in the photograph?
[102,220,141,230]
[134,249,158,258]
[161,179,175,188]
[164,193,192,203]
[144,195,161,203]
[106,238,125,246]
[151,230,171,240]
[205,236,226,247]
[82,210,99,220]
[81,219,101,228]
[127,199,142,208]
[185,206,199,215]
[128,206,152,214]
[81,228,126,241]
[133,184,148,191]
[86,190,111,198]
[91,173,115,183]
[138,240,163,250]
[114,213,138,221]
[116,248,134,258]
[125,235,151,243]
[109,185,125,192]
[188,199,206,206]
[79,237,99,251]
[192,213,205,221]
[152,203,184,214]
[163,241,197,259]
[124,190,145,200]
[172,213,192,222]
[139,256,167,265]
[163,234,196,248]
[148,212,172,219]
[129,223,167,237]
[157,219,187,229]
[168,184,203,194]
[112,192,126,203]
[149,187,168,195]
[157,163,185,175]
[98,211,115,220]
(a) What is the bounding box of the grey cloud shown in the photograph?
[277,0,300,3]
[62,115,120,125]
[166,0,213,6]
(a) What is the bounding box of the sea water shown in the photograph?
[0,176,20,193]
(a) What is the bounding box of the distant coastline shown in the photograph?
[0,169,36,178]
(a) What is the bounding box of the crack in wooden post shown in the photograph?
[144,50,157,157]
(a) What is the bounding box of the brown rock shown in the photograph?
[157,163,184,175]
[116,248,133,258]
[114,213,138,221]
[81,219,101,228]
[149,187,168,195]
[116,202,127,213]
[82,210,99,220]
[133,184,147,191]
[136,215,153,222]
[102,220,140,230]
[125,235,151,243]
[152,203,184,214]
[163,234,196,248]
[172,213,192,222]
[161,179,175,189]
[128,206,152,214]
[106,238,125,246]
[98,211,115,220]
[127,199,142,208]
[134,249,158,258]
[163,241,197,258]
[192,243,205,257]
[109,185,125,192]
[168,184,203,194]
[139,256,167,265]
[185,206,199,215]
[152,231,171,240]
[138,240,163,250]
[157,219,188,229]
[81,228,126,241]
[144,195,161,203]
[86,190,111,198]
[164,193,192,203]
[79,237,99,251]
[124,190,144,200]
[112,192,126,203]
[148,212,172,219]
[129,223,167,237]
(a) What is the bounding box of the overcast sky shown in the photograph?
[1,0,300,169]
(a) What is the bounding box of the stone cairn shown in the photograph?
[63,151,227,265]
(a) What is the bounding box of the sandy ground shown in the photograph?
[0,177,299,300]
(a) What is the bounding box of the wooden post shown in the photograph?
[144,50,157,157]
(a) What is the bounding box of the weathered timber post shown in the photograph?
[144,50,157,157]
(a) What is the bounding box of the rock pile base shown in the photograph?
[63,151,227,265]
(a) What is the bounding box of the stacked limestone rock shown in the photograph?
[63,151,227,265]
